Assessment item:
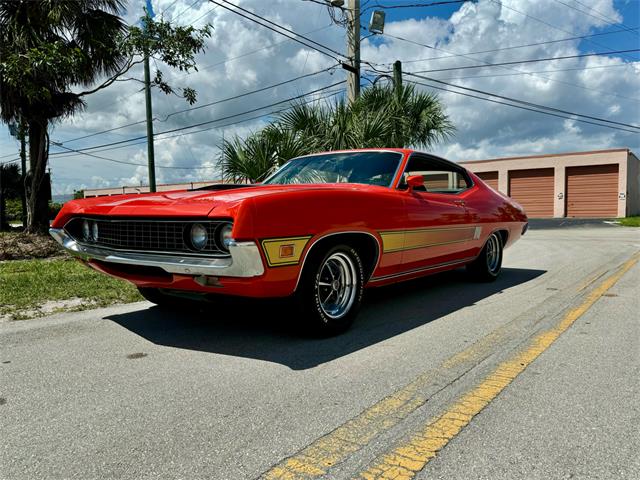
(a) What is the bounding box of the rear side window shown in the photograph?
[401,155,471,194]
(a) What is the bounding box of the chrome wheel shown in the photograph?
[316,252,358,320]
[486,233,501,273]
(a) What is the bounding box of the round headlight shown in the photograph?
[82,220,90,241]
[219,223,233,251]
[91,222,99,242]
[190,223,208,250]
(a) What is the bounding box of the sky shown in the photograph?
[0,0,638,197]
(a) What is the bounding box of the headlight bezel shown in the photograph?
[217,223,234,252]
[189,223,209,251]
[82,220,91,241]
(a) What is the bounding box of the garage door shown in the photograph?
[476,171,499,191]
[508,168,554,218]
[566,164,618,218]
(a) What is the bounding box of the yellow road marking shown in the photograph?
[357,252,639,480]
[261,308,529,479]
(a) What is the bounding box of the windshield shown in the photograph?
[263,151,403,187]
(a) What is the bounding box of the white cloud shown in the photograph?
[41,0,639,193]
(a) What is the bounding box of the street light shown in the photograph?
[369,10,385,34]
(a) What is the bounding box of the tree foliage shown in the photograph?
[0,0,211,232]
[220,83,454,183]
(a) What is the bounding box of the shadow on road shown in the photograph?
[106,267,544,370]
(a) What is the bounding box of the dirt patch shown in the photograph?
[0,297,98,322]
[0,232,65,261]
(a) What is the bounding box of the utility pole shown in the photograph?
[143,2,157,193]
[346,0,361,103]
[19,121,27,227]
[143,53,156,193]
[393,60,403,94]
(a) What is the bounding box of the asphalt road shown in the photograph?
[1,225,639,480]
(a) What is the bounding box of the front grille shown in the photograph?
[65,218,231,256]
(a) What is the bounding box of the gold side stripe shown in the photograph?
[379,226,479,254]
[261,236,312,267]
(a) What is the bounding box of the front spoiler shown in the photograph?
[49,228,265,278]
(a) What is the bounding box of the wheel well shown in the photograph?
[496,229,509,246]
[301,232,380,284]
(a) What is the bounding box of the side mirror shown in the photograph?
[406,175,424,192]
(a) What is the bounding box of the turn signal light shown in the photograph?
[279,244,295,258]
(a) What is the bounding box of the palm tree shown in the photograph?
[0,0,128,233]
[220,124,311,183]
[220,83,454,183]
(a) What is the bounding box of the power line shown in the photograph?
[554,0,639,38]
[172,0,204,22]
[397,28,640,64]
[159,66,338,120]
[408,48,640,73]
[405,78,639,135]
[59,66,338,145]
[209,0,345,61]
[159,0,181,16]
[191,4,219,24]
[433,62,635,79]
[62,119,149,144]
[160,0,178,15]
[360,0,466,14]
[403,71,640,132]
[50,89,345,168]
[0,158,20,167]
[376,31,639,102]
[50,81,344,156]
[175,23,335,79]
[52,89,344,162]
[490,0,637,62]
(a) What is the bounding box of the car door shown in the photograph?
[398,154,477,271]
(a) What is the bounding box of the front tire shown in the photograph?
[295,245,364,336]
[467,232,503,282]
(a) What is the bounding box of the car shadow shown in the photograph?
[106,267,545,370]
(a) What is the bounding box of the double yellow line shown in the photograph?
[262,252,639,480]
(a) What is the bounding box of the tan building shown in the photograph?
[83,180,223,198]
[459,148,639,218]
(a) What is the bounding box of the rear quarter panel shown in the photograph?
[465,171,528,249]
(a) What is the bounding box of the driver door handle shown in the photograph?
[453,200,466,206]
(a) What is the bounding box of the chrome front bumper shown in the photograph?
[49,228,264,277]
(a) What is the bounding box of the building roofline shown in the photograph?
[458,148,631,164]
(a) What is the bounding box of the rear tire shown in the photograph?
[295,244,364,336]
[467,232,503,282]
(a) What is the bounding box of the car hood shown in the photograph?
[52,183,385,226]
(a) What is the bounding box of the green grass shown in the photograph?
[0,258,142,320]
[617,216,640,227]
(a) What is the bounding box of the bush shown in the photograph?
[48,202,63,220]
[5,198,22,221]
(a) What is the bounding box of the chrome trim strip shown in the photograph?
[368,256,476,283]
[293,230,382,291]
[49,228,264,277]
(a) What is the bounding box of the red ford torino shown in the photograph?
[51,148,527,334]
